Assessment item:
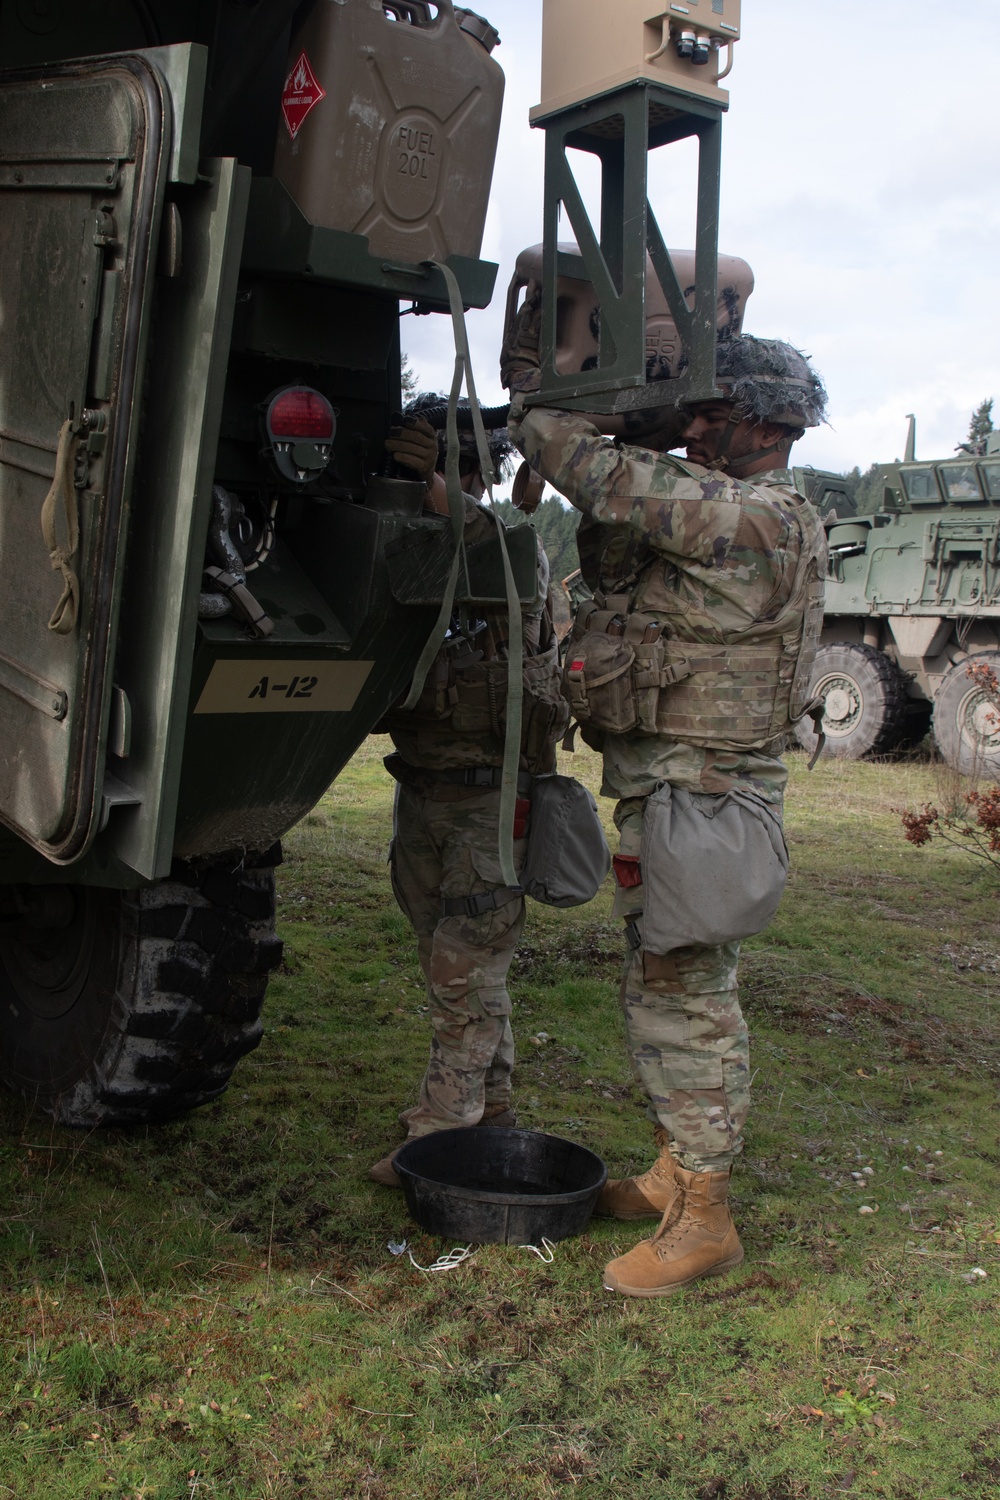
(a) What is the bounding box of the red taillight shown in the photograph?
[267,387,335,439]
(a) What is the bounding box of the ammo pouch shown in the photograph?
[448,639,569,773]
[638,784,789,953]
[519,774,611,908]
[561,599,691,736]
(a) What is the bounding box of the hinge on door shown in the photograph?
[99,770,142,832]
[80,408,108,458]
[109,685,132,759]
[92,208,119,250]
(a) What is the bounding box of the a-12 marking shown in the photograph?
[248,674,318,700]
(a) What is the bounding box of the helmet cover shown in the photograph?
[712,335,827,430]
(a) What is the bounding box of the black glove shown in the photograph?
[385,415,439,484]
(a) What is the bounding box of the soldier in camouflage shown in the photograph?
[502,303,828,1295]
[369,400,566,1188]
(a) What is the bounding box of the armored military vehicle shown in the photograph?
[0,0,517,1125]
[794,430,1000,772]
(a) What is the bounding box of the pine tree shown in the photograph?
[958,397,994,456]
[400,353,418,402]
[839,463,885,515]
[494,495,581,589]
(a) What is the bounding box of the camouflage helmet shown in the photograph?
[711,335,827,431]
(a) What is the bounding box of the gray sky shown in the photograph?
[404,0,1000,475]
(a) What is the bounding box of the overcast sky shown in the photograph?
[403,0,1000,477]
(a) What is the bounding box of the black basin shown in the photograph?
[394,1127,607,1245]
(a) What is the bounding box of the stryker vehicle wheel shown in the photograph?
[0,859,282,1127]
[933,652,1000,776]
[793,643,911,760]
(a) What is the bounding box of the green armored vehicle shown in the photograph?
[0,0,518,1125]
[794,430,1000,772]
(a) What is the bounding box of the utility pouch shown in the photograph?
[625,612,668,734]
[519,774,611,908]
[638,784,789,953]
[521,641,571,772]
[561,601,638,735]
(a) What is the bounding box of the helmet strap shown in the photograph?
[705,408,799,476]
[703,407,743,471]
[724,438,794,476]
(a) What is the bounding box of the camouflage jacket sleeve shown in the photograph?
[509,401,807,625]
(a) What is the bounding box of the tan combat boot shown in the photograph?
[477,1103,517,1128]
[369,1146,404,1188]
[602,1164,743,1297]
[371,1110,512,1188]
[594,1127,679,1221]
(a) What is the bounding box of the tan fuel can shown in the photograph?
[272,1,504,265]
[505,242,754,420]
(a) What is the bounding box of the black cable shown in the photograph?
[414,403,511,433]
[130,0,162,45]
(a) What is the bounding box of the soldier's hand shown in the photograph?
[500,282,543,395]
[385,415,439,483]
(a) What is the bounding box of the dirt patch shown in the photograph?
[941,941,1000,975]
[511,921,622,981]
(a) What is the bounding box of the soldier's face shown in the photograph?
[681,401,754,465]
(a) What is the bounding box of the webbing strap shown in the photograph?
[441,887,522,919]
[803,696,827,771]
[405,259,523,890]
[39,419,81,634]
[398,295,469,713]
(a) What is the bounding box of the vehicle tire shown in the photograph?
[933,651,1000,776]
[793,642,911,760]
[0,853,282,1126]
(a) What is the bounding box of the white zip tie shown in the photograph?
[519,1237,556,1263]
[388,1240,475,1274]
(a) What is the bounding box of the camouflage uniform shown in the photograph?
[382,497,564,1135]
[510,401,826,1171]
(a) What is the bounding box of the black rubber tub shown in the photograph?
[395,1127,607,1245]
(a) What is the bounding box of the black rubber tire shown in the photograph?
[793,642,912,760]
[933,651,1000,776]
[0,855,282,1127]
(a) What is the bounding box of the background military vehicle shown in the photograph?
[0,0,515,1126]
[794,429,1000,772]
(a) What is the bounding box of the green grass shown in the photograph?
[1,740,998,1499]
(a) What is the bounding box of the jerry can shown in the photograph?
[272,0,504,264]
[505,242,754,387]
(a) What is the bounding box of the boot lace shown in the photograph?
[652,1207,710,1259]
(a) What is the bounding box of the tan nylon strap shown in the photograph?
[39,419,81,635]
[418,259,523,891]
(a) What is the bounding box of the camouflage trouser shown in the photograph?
[389,782,526,1135]
[614,796,751,1174]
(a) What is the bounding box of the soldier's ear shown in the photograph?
[755,420,791,451]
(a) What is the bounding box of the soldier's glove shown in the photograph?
[385,414,439,484]
[500,282,543,395]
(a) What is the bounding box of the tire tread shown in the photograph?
[65,862,281,1125]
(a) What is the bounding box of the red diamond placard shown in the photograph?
[281,51,326,142]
